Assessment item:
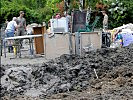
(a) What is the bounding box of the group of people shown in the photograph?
[5,11,26,53]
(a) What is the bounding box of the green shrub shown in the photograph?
[108,0,133,29]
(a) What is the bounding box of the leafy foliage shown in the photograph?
[0,0,60,26]
[1,0,133,29]
[107,0,133,29]
[1,0,41,25]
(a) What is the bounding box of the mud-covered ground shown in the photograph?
[1,44,133,100]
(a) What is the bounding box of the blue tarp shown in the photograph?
[121,33,133,47]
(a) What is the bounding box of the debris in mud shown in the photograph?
[1,44,133,99]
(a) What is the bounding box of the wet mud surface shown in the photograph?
[1,44,133,100]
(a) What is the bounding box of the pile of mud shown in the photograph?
[1,44,133,99]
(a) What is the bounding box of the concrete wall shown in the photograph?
[44,32,101,59]
[80,32,101,49]
[44,33,71,59]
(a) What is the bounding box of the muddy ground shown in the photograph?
[1,44,133,100]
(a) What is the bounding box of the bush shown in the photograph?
[108,0,133,29]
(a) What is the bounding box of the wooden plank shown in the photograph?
[33,27,46,54]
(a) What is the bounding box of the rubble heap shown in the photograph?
[1,44,133,99]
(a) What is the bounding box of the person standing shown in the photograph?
[16,11,26,36]
[102,10,108,31]
[5,17,19,52]
[5,19,9,27]
[16,11,26,48]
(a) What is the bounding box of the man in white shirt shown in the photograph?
[5,17,19,52]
